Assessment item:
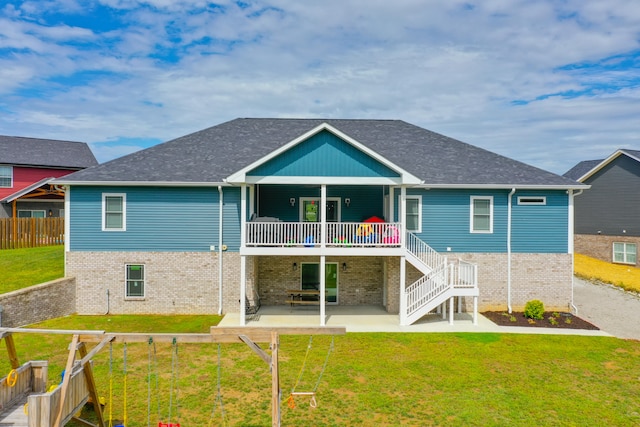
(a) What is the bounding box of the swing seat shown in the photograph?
[158,423,181,427]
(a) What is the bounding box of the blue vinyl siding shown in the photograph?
[256,185,384,222]
[512,190,568,253]
[70,186,241,252]
[397,189,568,253]
[249,130,400,178]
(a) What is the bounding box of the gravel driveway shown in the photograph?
[573,277,640,340]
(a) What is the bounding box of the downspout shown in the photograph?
[507,188,516,313]
[569,189,584,314]
[218,185,224,316]
[105,289,110,315]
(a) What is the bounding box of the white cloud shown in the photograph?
[0,0,639,173]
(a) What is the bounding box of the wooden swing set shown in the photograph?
[0,326,345,427]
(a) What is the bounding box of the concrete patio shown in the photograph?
[217,305,610,336]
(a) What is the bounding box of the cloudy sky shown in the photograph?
[1,0,639,174]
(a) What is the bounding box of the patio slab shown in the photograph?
[217,305,610,336]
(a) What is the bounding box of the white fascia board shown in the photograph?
[244,176,405,185]
[1,177,55,202]
[421,183,591,190]
[577,149,640,182]
[225,122,423,185]
[53,180,229,187]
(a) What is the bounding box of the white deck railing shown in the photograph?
[246,221,402,247]
[405,232,447,271]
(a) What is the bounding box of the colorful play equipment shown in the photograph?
[382,225,400,244]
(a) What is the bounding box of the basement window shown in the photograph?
[125,264,145,298]
[613,242,637,265]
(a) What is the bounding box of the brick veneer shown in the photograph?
[454,253,573,312]
[0,277,76,327]
[69,251,573,316]
[575,234,640,267]
[67,251,243,315]
[256,256,385,306]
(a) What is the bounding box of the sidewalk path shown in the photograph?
[573,277,640,340]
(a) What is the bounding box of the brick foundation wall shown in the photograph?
[455,253,573,312]
[256,256,385,306]
[575,234,640,267]
[68,251,243,315]
[0,277,76,327]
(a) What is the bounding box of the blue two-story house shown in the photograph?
[57,119,586,325]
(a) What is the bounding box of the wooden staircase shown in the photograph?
[402,233,479,325]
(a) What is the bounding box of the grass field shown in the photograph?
[0,245,64,293]
[575,253,640,293]
[2,315,639,426]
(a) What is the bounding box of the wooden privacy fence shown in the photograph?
[0,218,64,249]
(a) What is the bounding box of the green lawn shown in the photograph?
[0,245,64,293]
[2,315,638,426]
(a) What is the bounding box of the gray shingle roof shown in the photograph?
[0,135,98,169]
[563,149,640,182]
[60,118,582,187]
[563,159,603,181]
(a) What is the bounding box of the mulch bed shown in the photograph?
[482,311,599,330]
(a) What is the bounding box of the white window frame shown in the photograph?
[0,166,12,188]
[399,195,422,233]
[102,193,126,231]
[125,263,145,299]
[517,196,546,206]
[470,196,493,234]
[613,242,637,265]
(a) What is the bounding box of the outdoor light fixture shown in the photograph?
[342,262,347,272]
[293,262,298,271]
[345,198,351,207]
[290,197,296,207]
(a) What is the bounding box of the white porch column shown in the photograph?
[320,255,326,326]
[239,185,247,325]
[400,186,407,250]
[389,186,395,223]
[399,256,407,325]
[320,184,327,248]
[240,255,246,326]
[449,297,454,325]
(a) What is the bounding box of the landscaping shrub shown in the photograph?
[524,299,545,320]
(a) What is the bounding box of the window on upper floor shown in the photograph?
[470,196,493,233]
[396,195,422,233]
[0,166,12,187]
[103,193,126,231]
[406,196,422,233]
[125,264,145,298]
[613,242,636,265]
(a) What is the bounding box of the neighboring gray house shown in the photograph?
[564,149,640,267]
[57,118,586,326]
[0,136,98,218]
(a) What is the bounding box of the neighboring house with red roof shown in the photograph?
[564,149,640,267]
[57,118,586,326]
[0,136,98,219]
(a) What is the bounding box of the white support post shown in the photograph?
[320,255,326,326]
[321,184,327,248]
[449,297,454,325]
[400,186,407,250]
[399,256,407,325]
[240,255,247,326]
[473,296,478,325]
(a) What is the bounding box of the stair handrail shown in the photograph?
[405,259,450,318]
[405,232,446,271]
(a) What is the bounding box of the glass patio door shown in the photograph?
[301,262,338,304]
